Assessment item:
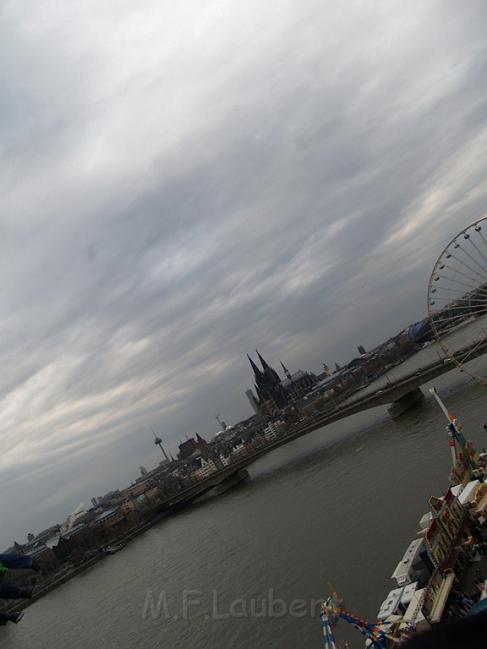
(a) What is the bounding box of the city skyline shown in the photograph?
[0,306,472,548]
[1,0,487,549]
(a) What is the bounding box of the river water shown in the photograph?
[3,369,487,648]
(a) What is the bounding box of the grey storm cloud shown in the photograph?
[1,0,487,546]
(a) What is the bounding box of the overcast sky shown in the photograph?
[1,0,486,548]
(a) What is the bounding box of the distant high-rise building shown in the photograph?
[357,344,367,356]
[91,497,99,508]
[245,389,260,414]
[140,466,148,476]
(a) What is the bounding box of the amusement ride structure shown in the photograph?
[320,217,487,647]
[427,215,487,384]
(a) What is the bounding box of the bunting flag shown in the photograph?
[338,609,389,648]
[321,597,392,649]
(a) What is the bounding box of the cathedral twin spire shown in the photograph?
[249,350,281,384]
[247,352,263,378]
[280,360,292,380]
[247,350,289,408]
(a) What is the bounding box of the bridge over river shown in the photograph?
[160,330,487,512]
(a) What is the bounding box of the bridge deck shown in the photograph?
[160,339,487,510]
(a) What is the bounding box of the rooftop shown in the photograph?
[281,370,307,388]
[94,508,118,523]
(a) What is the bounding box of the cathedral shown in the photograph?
[246,351,317,417]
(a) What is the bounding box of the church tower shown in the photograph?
[248,351,288,412]
[280,360,292,380]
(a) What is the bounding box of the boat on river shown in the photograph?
[102,543,126,555]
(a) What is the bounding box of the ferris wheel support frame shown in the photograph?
[427,215,487,386]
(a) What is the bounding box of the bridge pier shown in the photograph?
[213,469,249,495]
[388,387,424,419]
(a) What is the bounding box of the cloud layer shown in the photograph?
[1,0,487,546]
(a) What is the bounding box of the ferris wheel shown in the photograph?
[427,216,487,385]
